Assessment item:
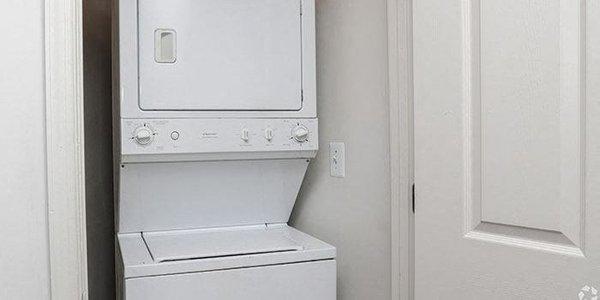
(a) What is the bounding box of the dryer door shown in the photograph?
[138,0,303,111]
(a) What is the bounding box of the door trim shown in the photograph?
[45,0,88,298]
[387,0,414,299]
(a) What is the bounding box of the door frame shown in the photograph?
[45,0,88,298]
[388,0,414,299]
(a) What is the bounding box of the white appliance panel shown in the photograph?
[118,159,309,233]
[120,118,318,162]
[138,0,303,111]
[124,260,336,300]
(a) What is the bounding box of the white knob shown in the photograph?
[134,126,154,145]
[241,128,250,142]
[292,125,309,142]
[265,128,274,141]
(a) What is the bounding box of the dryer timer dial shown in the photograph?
[292,125,309,142]
[133,126,154,145]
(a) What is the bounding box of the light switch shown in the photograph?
[329,142,345,178]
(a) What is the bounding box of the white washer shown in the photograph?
[118,225,335,300]
[113,1,335,299]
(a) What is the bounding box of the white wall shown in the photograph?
[0,0,50,299]
[290,0,392,299]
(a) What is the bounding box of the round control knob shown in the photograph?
[134,126,154,145]
[292,125,309,142]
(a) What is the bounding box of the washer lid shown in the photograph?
[119,225,336,278]
[138,0,303,111]
[143,225,303,263]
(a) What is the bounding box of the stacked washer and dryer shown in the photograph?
[113,0,336,299]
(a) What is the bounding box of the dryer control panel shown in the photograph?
[121,118,318,161]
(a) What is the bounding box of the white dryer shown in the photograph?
[113,0,336,299]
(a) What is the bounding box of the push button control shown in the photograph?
[265,128,274,141]
[170,131,180,140]
[241,128,250,142]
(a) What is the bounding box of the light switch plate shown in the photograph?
[329,142,345,178]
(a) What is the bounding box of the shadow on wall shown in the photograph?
[83,0,114,299]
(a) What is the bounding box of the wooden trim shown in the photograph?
[45,0,88,298]
[388,0,413,299]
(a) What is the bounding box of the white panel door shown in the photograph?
[414,0,600,298]
[138,0,303,111]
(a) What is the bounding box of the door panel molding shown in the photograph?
[415,0,600,297]
[461,0,587,256]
